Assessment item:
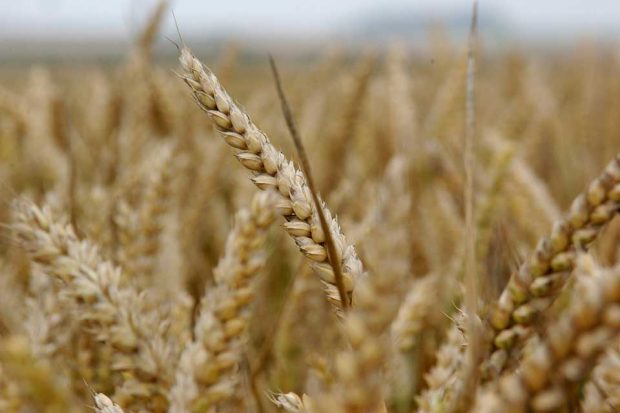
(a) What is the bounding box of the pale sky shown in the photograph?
[1,0,620,40]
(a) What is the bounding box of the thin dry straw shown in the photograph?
[178,46,365,312]
[419,155,620,411]
[464,0,479,326]
[258,69,411,409]
[448,4,482,412]
[269,56,349,310]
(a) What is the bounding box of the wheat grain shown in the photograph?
[94,393,126,413]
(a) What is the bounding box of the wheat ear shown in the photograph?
[179,46,365,312]
[12,199,178,412]
[168,191,277,412]
[488,154,620,374]
[475,257,620,412]
[416,317,467,413]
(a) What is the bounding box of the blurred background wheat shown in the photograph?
[0,1,619,412]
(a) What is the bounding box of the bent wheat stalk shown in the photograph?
[179,46,365,312]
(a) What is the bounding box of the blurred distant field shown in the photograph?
[0,2,619,413]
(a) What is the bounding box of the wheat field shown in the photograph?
[0,2,619,413]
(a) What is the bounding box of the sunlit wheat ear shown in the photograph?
[488,154,620,376]
[178,46,365,312]
[169,191,278,413]
[475,257,620,413]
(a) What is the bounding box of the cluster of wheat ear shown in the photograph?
[0,2,619,412]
